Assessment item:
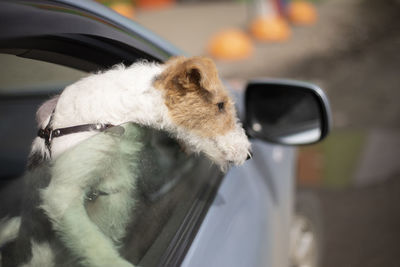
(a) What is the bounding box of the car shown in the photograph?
[0,0,331,266]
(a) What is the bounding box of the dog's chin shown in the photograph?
[208,157,231,173]
[204,149,251,173]
[211,128,252,171]
[177,124,251,172]
[213,157,248,173]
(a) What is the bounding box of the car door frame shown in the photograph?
[0,1,225,266]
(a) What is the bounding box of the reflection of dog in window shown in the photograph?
[1,57,251,267]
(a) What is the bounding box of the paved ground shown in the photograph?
[137,1,400,266]
[137,0,363,79]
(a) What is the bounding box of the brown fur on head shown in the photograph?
[154,56,235,138]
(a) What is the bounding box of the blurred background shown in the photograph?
[99,0,400,266]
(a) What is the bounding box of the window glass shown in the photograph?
[0,122,219,266]
[0,54,86,93]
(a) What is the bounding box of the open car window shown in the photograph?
[0,53,223,267]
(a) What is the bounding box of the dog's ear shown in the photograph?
[158,56,219,95]
[36,95,59,128]
[156,56,221,97]
[178,57,219,94]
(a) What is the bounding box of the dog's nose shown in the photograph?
[246,151,253,160]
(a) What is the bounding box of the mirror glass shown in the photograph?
[245,81,329,145]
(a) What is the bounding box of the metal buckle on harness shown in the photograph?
[38,127,53,150]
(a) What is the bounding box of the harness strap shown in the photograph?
[37,123,114,154]
[37,107,115,156]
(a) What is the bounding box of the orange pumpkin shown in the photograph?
[250,16,291,42]
[110,2,135,18]
[287,0,317,25]
[208,29,253,61]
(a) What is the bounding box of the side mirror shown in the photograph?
[244,79,331,145]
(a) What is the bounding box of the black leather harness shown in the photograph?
[37,111,114,155]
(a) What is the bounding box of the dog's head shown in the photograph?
[154,56,251,169]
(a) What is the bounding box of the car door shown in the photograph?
[1,1,299,267]
[0,1,227,266]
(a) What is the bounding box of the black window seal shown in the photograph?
[157,171,225,267]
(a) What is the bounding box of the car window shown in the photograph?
[0,55,222,267]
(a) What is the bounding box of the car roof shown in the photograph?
[0,0,183,71]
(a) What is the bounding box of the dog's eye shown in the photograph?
[217,102,225,111]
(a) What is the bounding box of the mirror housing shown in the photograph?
[244,79,331,145]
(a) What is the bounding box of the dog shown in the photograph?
[0,56,251,267]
